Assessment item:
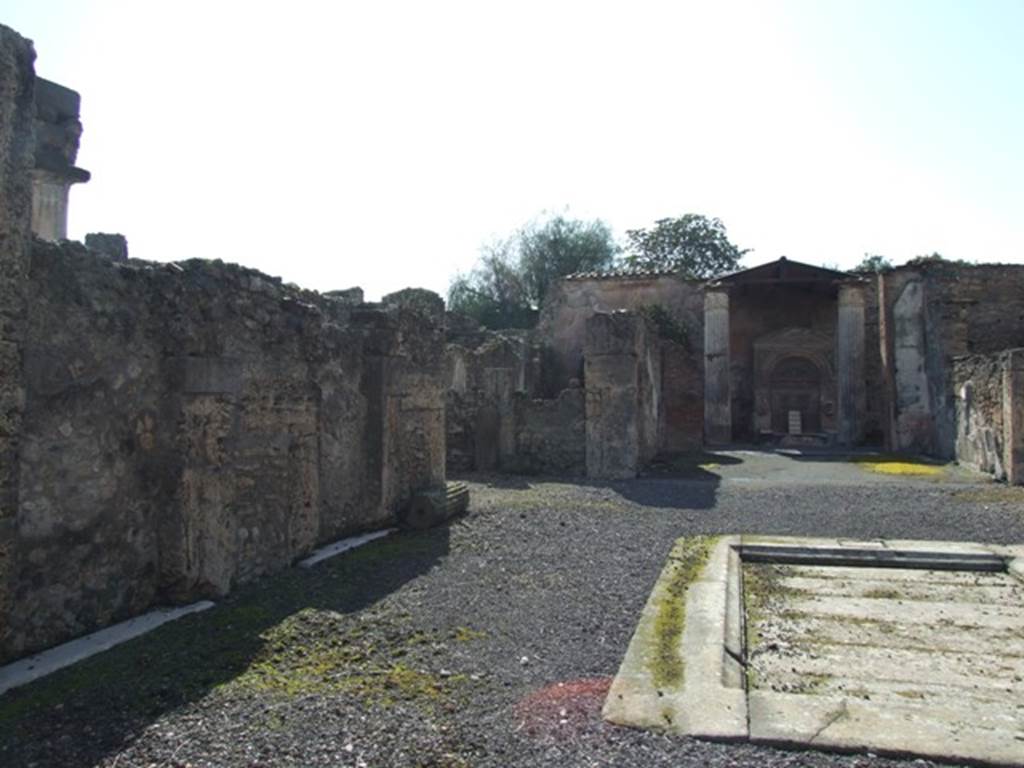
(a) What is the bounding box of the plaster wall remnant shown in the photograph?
[953,354,1005,479]
[537,272,704,397]
[703,289,731,445]
[836,282,867,445]
[1002,348,1024,485]
[891,280,931,453]
[584,311,661,479]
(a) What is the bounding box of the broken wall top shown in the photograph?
[33,77,89,182]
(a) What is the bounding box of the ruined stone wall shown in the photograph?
[660,340,702,451]
[953,353,1004,478]
[444,330,531,473]
[3,238,445,662]
[0,25,36,663]
[584,311,661,479]
[537,275,703,396]
[443,322,587,476]
[953,349,1024,484]
[379,290,447,514]
[881,263,1024,457]
[511,389,586,476]
[861,279,885,443]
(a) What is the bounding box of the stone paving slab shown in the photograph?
[748,691,1024,766]
[605,534,1024,766]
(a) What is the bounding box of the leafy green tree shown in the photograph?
[447,213,618,329]
[518,216,618,306]
[623,214,748,278]
[852,253,892,273]
[447,241,535,329]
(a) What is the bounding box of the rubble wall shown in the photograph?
[0,25,36,661]
[512,389,586,476]
[537,275,703,396]
[881,263,1024,457]
[953,348,1024,484]
[953,353,1005,478]
[444,332,529,473]
[584,312,661,479]
[861,279,885,443]
[3,239,445,662]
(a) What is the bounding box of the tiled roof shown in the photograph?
[563,265,680,281]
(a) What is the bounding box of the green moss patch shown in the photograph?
[649,536,717,689]
[227,609,469,709]
[0,527,454,734]
[953,485,1024,504]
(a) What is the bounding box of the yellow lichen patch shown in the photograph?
[853,456,944,476]
[649,536,717,690]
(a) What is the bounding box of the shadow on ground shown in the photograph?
[0,525,451,768]
[455,451,741,511]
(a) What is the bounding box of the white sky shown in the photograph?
[6,0,1024,299]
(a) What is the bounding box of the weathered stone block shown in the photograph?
[1002,348,1024,486]
[84,232,128,262]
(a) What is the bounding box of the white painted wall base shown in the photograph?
[298,529,395,568]
[0,601,214,696]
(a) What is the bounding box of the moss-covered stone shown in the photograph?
[649,536,717,690]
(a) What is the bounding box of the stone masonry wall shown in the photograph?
[861,279,885,444]
[512,389,586,476]
[444,321,586,477]
[584,311,661,479]
[4,239,445,662]
[881,263,1024,457]
[0,25,36,662]
[445,330,530,473]
[953,353,1005,478]
[537,274,703,397]
[953,348,1024,485]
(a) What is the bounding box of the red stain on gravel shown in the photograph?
[513,677,613,737]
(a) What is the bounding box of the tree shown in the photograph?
[447,241,536,330]
[518,216,618,306]
[852,253,892,273]
[447,213,618,329]
[623,214,748,278]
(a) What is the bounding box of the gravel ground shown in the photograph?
[2,453,1023,768]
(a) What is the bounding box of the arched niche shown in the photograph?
[752,328,836,436]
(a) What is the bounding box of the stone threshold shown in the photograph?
[603,535,1024,766]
